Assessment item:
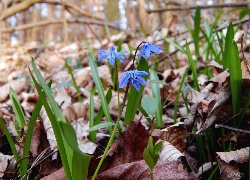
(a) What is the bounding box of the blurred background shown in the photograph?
[0,0,243,45]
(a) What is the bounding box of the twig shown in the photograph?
[158,17,250,62]
[215,124,250,134]
[147,2,250,13]
[1,18,117,33]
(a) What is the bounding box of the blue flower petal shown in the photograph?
[156,46,165,50]
[98,49,108,54]
[134,70,148,76]
[117,50,127,55]
[98,53,110,61]
[109,46,116,52]
[139,45,146,60]
[114,52,125,62]
[109,57,116,66]
[148,43,161,54]
[119,72,130,88]
[144,47,151,59]
[136,76,147,86]
[132,81,140,91]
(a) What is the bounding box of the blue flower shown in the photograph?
[119,70,148,91]
[139,42,164,59]
[97,46,127,66]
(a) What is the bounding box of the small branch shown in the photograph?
[1,0,103,20]
[147,2,250,13]
[1,18,117,33]
[215,124,250,134]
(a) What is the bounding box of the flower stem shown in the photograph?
[131,41,146,70]
[91,117,120,180]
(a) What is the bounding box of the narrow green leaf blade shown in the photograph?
[229,41,242,115]
[223,22,234,70]
[59,121,92,180]
[9,88,26,128]
[86,41,112,133]
[193,6,201,57]
[150,69,163,126]
[89,122,116,131]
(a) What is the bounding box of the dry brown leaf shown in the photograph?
[63,101,89,123]
[71,118,97,154]
[41,167,65,180]
[0,153,14,178]
[95,160,197,180]
[0,78,27,102]
[161,122,187,152]
[2,115,18,137]
[54,87,72,110]
[29,120,43,157]
[216,147,249,164]
[159,140,184,162]
[217,157,241,180]
[40,108,57,158]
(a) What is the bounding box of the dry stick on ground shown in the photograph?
[157,17,250,63]
[1,18,117,33]
[146,2,250,13]
[215,124,250,134]
[1,0,102,20]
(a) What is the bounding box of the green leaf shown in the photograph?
[59,121,92,180]
[193,6,201,57]
[90,88,112,141]
[65,61,82,102]
[223,22,234,70]
[239,8,250,19]
[150,69,163,126]
[143,148,155,170]
[185,43,200,91]
[229,41,242,116]
[124,57,149,125]
[89,89,95,142]
[29,67,72,180]
[52,82,74,89]
[0,117,20,171]
[85,40,112,133]
[141,95,157,115]
[9,88,26,129]
[153,141,163,156]
[147,136,154,157]
[89,122,116,131]
[22,82,51,178]
[174,66,189,123]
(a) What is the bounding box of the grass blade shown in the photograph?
[85,41,112,133]
[65,61,82,102]
[9,88,26,129]
[174,66,190,123]
[185,43,200,91]
[223,22,234,70]
[0,117,21,170]
[90,88,112,141]
[150,69,163,126]
[193,6,201,57]
[29,67,72,180]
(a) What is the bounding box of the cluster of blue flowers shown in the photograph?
[97,42,164,91]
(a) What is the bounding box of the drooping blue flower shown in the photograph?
[119,70,148,91]
[97,46,127,66]
[139,42,164,59]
